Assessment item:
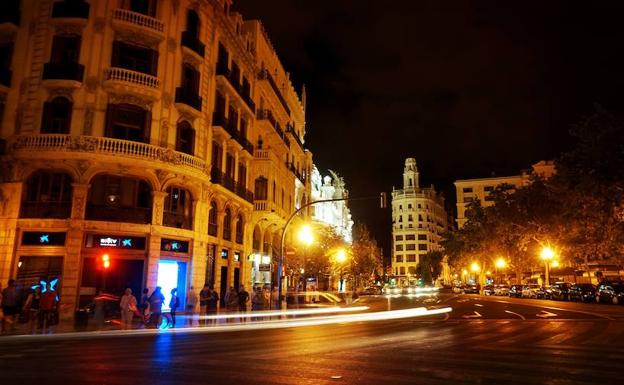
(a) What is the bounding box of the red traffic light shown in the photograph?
[101,253,110,269]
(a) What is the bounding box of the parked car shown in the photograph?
[568,283,596,302]
[463,284,480,294]
[361,286,382,295]
[595,282,624,305]
[494,284,510,296]
[549,283,571,301]
[483,285,495,296]
[452,285,465,294]
[522,284,542,299]
[509,285,524,298]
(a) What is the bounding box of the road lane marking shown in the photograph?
[505,310,526,320]
[472,297,615,320]
[536,310,558,318]
[462,311,482,319]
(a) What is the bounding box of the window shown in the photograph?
[186,9,200,37]
[50,35,80,64]
[41,97,72,134]
[235,214,243,244]
[238,163,247,188]
[398,215,403,223]
[418,234,427,241]
[399,205,402,210]
[418,244,428,251]
[223,208,232,240]
[395,255,403,263]
[408,204,412,209]
[86,174,152,223]
[211,141,222,170]
[405,234,415,241]
[217,42,228,72]
[175,121,194,155]
[484,186,494,192]
[21,171,73,218]
[418,204,421,209]
[399,267,405,275]
[408,214,413,222]
[254,177,268,200]
[406,255,416,263]
[163,186,192,229]
[395,235,403,241]
[208,201,218,236]
[213,91,226,123]
[127,0,157,17]
[418,214,423,221]
[406,244,416,251]
[395,244,403,251]
[105,103,150,143]
[463,187,473,193]
[111,41,158,75]
[181,63,200,95]
[225,153,235,179]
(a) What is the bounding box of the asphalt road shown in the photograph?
[1,293,624,385]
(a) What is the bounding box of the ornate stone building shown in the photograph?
[391,158,447,279]
[0,0,311,318]
[310,165,353,243]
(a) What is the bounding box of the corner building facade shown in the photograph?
[391,159,447,278]
[0,0,311,318]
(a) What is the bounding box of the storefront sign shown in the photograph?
[259,264,271,272]
[22,232,66,246]
[160,238,189,253]
[85,234,146,250]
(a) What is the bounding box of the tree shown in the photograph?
[350,223,382,290]
[416,251,443,285]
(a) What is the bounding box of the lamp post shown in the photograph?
[297,225,314,291]
[495,257,507,284]
[540,246,556,287]
[335,248,347,292]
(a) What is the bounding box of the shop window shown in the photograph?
[41,97,72,134]
[105,103,150,143]
[21,171,73,218]
[163,186,193,230]
[208,201,218,236]
[175,121,195,155]
[223,208,232,240]
[254,177,267,200]
[86,174,152,224]
[235,214,244,244]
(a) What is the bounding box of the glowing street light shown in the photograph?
[495,257,507,269]
[298,224,314,246]
[551,260,560,268]
[470,262,480,273]
[335,248,347,263]
[540,245,557,287]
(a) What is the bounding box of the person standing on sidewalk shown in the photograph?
[1,279,18,334]
[169,288,179,328]
[119,288,137,330]
[186,286,198,325]
[207,287,219,324]
[23,286,42,333]
[238,286,249,321]
[148,287,165,327]
[39,283,58,333]
[199,285,210,325]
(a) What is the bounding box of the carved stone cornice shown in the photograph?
[108,93,153,110]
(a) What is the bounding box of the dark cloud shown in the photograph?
[234,0,624,255]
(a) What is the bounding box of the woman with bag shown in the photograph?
[119,288,137,330]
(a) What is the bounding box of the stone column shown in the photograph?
[59,224,84,320]
[146,234,161,291]
[0,182,23,285]
[152,191,168,226]
[71,183,90,219]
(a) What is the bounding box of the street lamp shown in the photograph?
[495,257,507,284]
[540,246,556,287]
[297,224,314,292]
[334,248,348,292]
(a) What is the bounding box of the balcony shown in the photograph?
[104,67,161,100]
[257,109,290,149]
[86,205,151,224]
[181,31,205,59]
[235,184,254,203]
[163,211,193,230]
[216,62,255,113]
[210,167,236,192]
[111,8,165,44]
[286,161,305,184]
[11,134,207,173]
[52,1,90,22]
[258,69,290,115]
[0,68,11,88]
[286,123,304,151]
[175,87,202,117]
[42,62,85,88]
[20,201,71,219]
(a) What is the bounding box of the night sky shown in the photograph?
[234,0,624,256]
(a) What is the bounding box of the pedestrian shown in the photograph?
[169,288,179,328]
[148,286,165,327]
[199,284,210,325]
[139,288,150,322]
[186,286,198,319]
[224,286,238,323]
[91,290,107,330]
[238,285,249,318]
[207,287,219,324]
[23,286,42,333]
[40,283,58,333]
[251,287,263,311]
[1,279,18,334]
[119,288,137,330]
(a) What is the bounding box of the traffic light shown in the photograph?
[101,253,110,269]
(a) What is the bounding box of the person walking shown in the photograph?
[238,286,249,321]
[1,279,18,334]
[186,286,198,325]
[199,285,210,325]
[92,290,107,330]
[119,288,137,330]
[169,288,179,328]
[148,287,165,328]
[139,288,150,324]
[40,283,58,333]
[207,287,219,324]
[23,286,42,333]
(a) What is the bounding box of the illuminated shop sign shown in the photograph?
[85,234,146,250]
[22,232,66,246]
[160,238,189,253]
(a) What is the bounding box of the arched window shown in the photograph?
[208,201,218,236]
[254,177,267,200]
[163,186,193,229]
[235,214,244,244]
[187,9,200,37]
[223,208,232,240]
[41,97,72,134]
[176,121,195,155]
[86,174,152,224]
[21,171,73,218]
[105,103,150,143]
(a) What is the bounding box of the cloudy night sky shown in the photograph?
[234,0,624,255]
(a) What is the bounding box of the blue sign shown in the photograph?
[22,232,66,246]
[161,238,189,253]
